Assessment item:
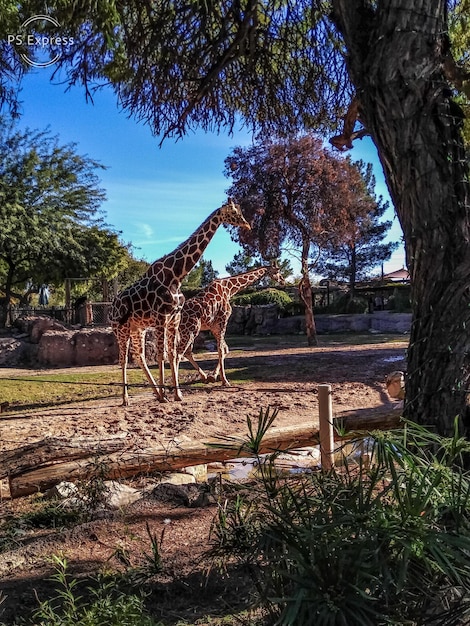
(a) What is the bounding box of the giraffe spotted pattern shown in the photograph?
[110,199,250,406]
[175,264,285,386]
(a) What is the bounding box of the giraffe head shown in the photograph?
[266,262,286,286]
[218,198,251,230]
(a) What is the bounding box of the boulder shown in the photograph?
[37,328,118,366]
[37,330,76,366]
[74,328,118,366]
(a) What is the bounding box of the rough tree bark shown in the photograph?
[333,0,470,437]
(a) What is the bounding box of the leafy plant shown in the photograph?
[29,554,161,626]
[21,503,82,529]
[232,288,293,312]
[209,419,470,625]
[74,457,111,516]
[126,522,164,585]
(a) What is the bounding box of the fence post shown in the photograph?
[318,384,334,470]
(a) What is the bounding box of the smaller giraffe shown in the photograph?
[177,264,285,386]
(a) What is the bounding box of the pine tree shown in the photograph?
[315,161,399,294]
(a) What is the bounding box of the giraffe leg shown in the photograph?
[178,316,209,383]
[207,330,230,386]
[218,338,231,386]
[121,336,131,406]
[131,328,165,402]
[153,326,168,402]
[183,348,209,382]
[156,353,169,402]
[114,323,132,406]
[167,314,183,401]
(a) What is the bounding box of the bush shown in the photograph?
[25,555,161,626]
[388,286,412,312]
[319,293,369,314]
[210,416,470,626]
[232,288,293,312]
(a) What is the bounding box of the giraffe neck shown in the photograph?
[149,208,223,281]
[219,267,269,298]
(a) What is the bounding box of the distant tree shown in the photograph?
[0,117,125,325]
[181,258,219,291]
[114,247,149,292]
[225,252,259,276]
[225,135,372,345]
[225,252,293,287]
[315,161,399,293]
[201,259,218,287]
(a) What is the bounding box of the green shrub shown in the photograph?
[388,286,412,312]
[210,417,470,626]
[28,555,161,626]
[232,288,293,311]
[324,293,369,314]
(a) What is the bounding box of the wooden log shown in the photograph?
[0,437,128,479]
[6,406,402,498]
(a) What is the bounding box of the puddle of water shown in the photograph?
[208,444,373,481]
[382,356,405,363]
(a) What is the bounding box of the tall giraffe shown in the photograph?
[176,264,285,386]
[110,199,250,405]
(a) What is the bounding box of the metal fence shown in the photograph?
[8,302,112,327]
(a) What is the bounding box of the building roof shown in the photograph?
[382,268,410,282]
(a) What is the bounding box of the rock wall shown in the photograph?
[228,306,411,336]
[37,328,119,366]
[1,311,411,369]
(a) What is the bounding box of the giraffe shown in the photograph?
[110,199,250,406]
[176,264,285,386]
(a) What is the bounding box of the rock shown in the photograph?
[183,464,208,483]
[386,370,405,400]
[37,327,118,366]
[0,337,28,366]
[73,328,119,366]
[102,481,142,509]
[45,480,142,510]
[160,472,196,485]
[149,482,214,508]
[45,481,79,499]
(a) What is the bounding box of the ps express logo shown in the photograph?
[8,15,74,68]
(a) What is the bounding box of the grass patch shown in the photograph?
[0,333,407,411]
[225,332,407,350]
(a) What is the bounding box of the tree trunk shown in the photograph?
[0,258,15,328]
[349,244,357,296]
[333,0,470,437]
[299,239,318,346]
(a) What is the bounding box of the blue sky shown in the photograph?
[14,65,406,278]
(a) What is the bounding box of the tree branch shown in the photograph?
[329,95,369,151]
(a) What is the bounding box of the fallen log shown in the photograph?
[0,437,128,479]
[5,406,402,498]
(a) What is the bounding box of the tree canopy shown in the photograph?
[315,161,399,292]
[224,134,378,344]
[0,117,127,323]
[225,251,293,285]
[181,258,219,291]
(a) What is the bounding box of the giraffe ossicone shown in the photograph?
[110,199,250,406]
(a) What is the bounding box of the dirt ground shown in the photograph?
[0,339,407,624]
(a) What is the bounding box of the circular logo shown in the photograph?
[16,15,69,68]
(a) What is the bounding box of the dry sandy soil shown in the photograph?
[0,339,407,624]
